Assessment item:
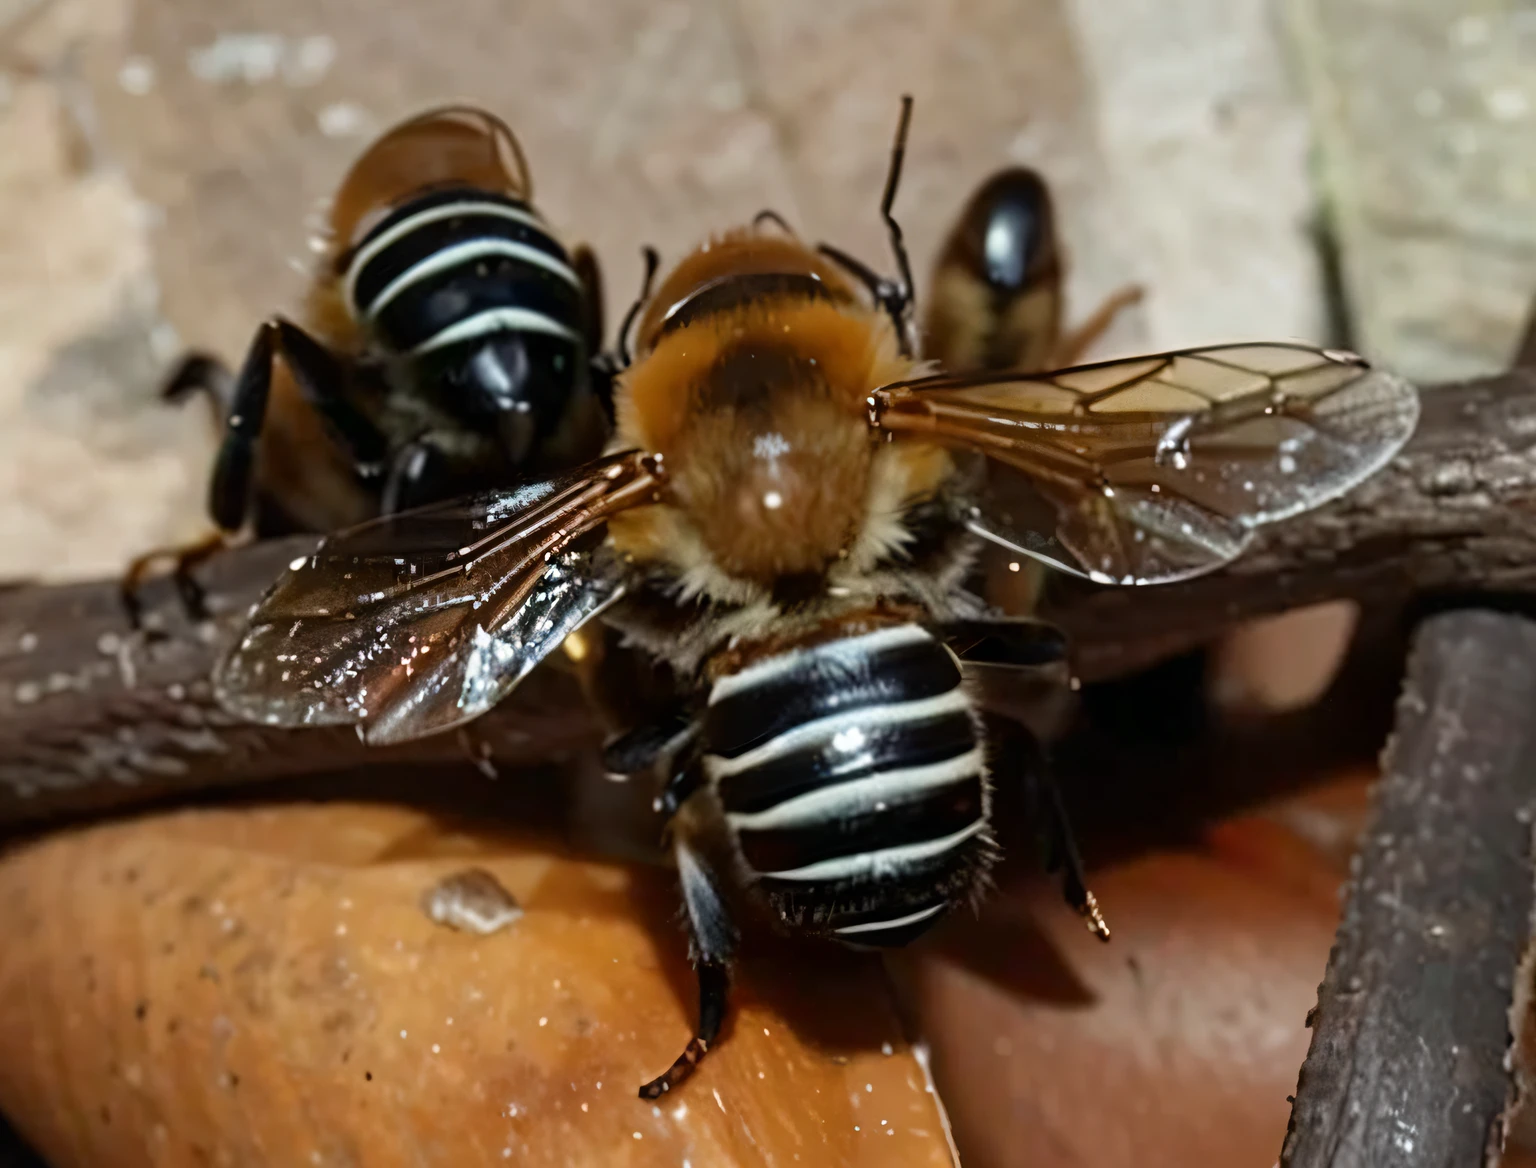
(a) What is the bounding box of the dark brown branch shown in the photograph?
[4,370,1536,826]
[1280,609,1536,1168]
[0,538,601,827]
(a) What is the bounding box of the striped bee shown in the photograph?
[212,97,1421,1098]
[165,104,610,540]
[923,165,1144,380]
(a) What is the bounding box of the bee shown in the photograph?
[211,97,1420,1098]
[923,165,1144,377]
[156,104,612,543]
[921,164,1145,615]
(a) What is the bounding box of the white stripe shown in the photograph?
[834,901,948,937]
[364,237,581,319]
[726,747,984,832]
[757,819,985,881]
[344,199,551,309]
[709,624,934,706]
[410,307,581,354]
[706,688,970,781]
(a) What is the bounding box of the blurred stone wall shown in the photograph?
[0,0,1528,580]
[1291,0,1536,380]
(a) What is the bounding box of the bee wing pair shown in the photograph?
[217,452,657,744]
[215,343,1419,741]
[874,342,1419,584]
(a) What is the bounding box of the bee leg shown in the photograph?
[119,530,228,629]
[639,831,738,1099]
[989,716,1110,943]
[207,320,282,533]
[944,616,1075,741]
[570,244,616,424]
[601,713,696,780]
[938,616,1068,669]
[655,741,707,820]
[265,320,391,476]
[954,623,1105,935]
[379,438,447,516]
[1050,283,1145,367]
[210,318,390,534]
[118,346,244,627]
[1037,761,1110,942]
[820,95,918,355]
[161,351,235,421]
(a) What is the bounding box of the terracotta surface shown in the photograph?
[0,2,1524,1165]
[901,772,1374,1168]
[0,770,1390,1168]
[0,804,957,1167]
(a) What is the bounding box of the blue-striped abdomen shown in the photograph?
[703,623,993,948]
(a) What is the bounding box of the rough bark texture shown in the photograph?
[4,371,1533,827]
[1280,609,1536,1168]
[0,539,603,829]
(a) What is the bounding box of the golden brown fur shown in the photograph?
[610,240,952,603]
[634,229,859,353]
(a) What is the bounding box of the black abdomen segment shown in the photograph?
[342,187,588,442]
[704,624,991,948]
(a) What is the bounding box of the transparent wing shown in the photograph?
[214,452,658,744]
[873,343,1420,584]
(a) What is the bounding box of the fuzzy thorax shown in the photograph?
[609,298,951,600]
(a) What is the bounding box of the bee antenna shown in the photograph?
[880,94,915,315]
[816,96,918,357]
[752,208,795,235]
[614,245,661,369]
[817,242,884,298]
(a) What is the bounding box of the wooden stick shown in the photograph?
[1279,609,1536,1167]
[5,370,1535,826]
[0,538,602,827]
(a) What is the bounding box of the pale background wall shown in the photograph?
[0,0,1529,581]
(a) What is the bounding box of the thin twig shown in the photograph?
[1280,609,1536,1167]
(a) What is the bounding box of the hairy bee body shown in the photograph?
[184,106,608,539]
[591,223,999,953]
[702,622,991,947]
[925,167,1062,375]
[338,186,595,473]
[212,98,1420,1100]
